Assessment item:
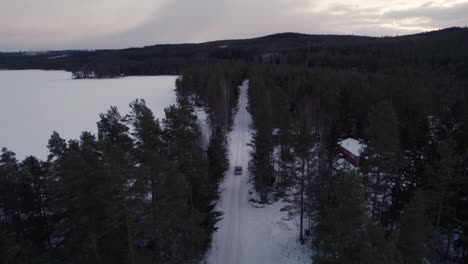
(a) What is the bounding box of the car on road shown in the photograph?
[234,166,242,175]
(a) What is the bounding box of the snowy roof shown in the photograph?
[338,138,365,156]
[272,128,281,136]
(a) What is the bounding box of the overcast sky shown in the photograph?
[1,0,467,51]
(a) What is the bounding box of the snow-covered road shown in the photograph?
[206,80,311,264]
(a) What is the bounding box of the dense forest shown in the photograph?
[0,66,244,263]
[1,98,217,263]
[1,27,468,263]
[247,63,467,263]
[246,29,468,263]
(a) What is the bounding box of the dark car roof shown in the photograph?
[235,166,242,169]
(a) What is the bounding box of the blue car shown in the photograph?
[234,166,242,175]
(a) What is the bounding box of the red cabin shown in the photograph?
[338,138,365,167]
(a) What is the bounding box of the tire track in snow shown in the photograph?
[207,80,311,264]
[237,89,247,264]
[207,80,250,264]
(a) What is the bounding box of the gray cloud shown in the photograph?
[382,1,468,28]
[0,0,467,51]
[82,0,314,48]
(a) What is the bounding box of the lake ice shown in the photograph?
[0,70,177,159]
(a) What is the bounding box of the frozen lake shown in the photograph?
[0,70,177,159]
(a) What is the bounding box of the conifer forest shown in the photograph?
[1,28,468,263]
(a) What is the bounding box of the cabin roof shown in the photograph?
[338,138,365,156]
[272,128,281,136]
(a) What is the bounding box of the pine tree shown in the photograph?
[19,156,52,250]
[47,131,68,161]
[423,139,458,260]
[293,102,314,243]
[424,139,456,232]
[397,191,431,264]
[207,125,229,187]
[0,148,23,261]
[97,106,138,264]
[250,92,273,203]
[128,99,163,157]
[0,148,19,236]
[314,172,365,263]
[363,100,400,224]
[128,99,188,262]
[156,166,187,263]
[162,97,207,209]
[161,97,213,262]
[348,224,400,264]
[55,137,122,264]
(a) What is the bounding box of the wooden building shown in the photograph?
[338,138,365,167]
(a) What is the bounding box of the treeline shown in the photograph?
[176,62,247,128]
[247,63,468,263]
[1,98,223,264]
[2,27,468,263]
[174,62,247,196]
[0,50,200,77]
[2,28,467,80]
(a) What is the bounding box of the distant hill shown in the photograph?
[1,27,467,77]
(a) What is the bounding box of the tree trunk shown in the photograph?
[150,175,159,254]
[300,157,305,243]
[378,184,387,223]
[371,172,381,221]
[92,237,102,264]
[436,191,445,232]
[445,230,452,256]
[150,176,158,221]
[306,155,312,236]
[122,192,136,264]
[2,207,9,228]
[34,183,52,249]
[189,182,194,213]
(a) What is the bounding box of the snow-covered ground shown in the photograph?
[195,106,211,150]
[0,70,177,159]
[206,80,311,264]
